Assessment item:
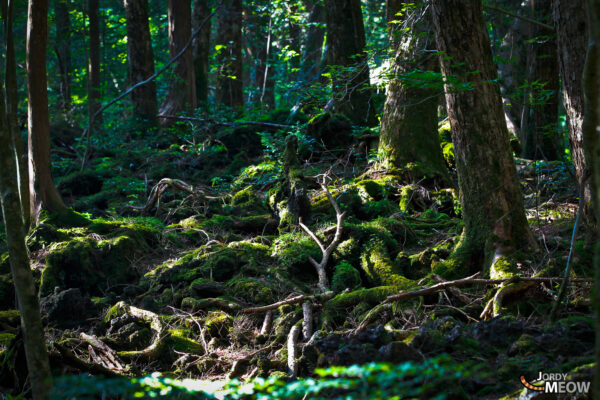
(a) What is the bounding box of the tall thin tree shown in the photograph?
[88,0,102,128]
[53,0,71,115]
[216,0,243,109]
[192,0,212,105]
[27,0,67,225]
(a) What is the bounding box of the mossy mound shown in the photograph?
[306,112,353,149]
[226,277,276,304]
[322,286,402,327]
[331,261,362,292]
[360,238,413,287]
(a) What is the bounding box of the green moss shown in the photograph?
[204,311,233,338]
[271,232,321,273]
[42,209,91,228]
[231,186,261,207]
[166,329,204,354]
[0,332,16,346]
[0,310,19,326]
[438,120,452,142]
[323,286,400,326]
[226,277,275,304]
[232,162,280,191]
[0,253,8,275]
[333,238,361,265]
[355,180,386,201]
[360,238,413,287]
[331,261,362,292]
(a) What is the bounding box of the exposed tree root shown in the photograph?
[383,273,592,304]
[53,342,124,377]
[302,302,313,340]
[80,332,126,373]
[287,325,300,377]
[243,291,334,314]
[260,310,273,335]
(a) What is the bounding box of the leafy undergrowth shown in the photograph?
[0,119,595,399]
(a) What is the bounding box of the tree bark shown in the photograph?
[160,0,196,120]
[53,0,71,114]
[323,0,375,125]
[123,0,158,127]
[3,0,29,227]
[554,0,594,227]
[27,0,67,226]
[431,0,535,271]
[192,0,212,105]
[2,6,53,400]
[521,0,561,160]
[299,0,325,84]
[216,0,243,109]
[88,0,102,128]
[378,1,448,184]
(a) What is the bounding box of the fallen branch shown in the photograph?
[299,175,346,292]
[242,291,335,314]
[156,114,291,130]
[80,332,125,372]
[302,302,313,341]
[54,342,123,377]
[260,310,273,335]
[484,4,553,31]
[383,273,592,304]
[123,178,207,215]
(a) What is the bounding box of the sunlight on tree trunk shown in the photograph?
[431,0,535,274]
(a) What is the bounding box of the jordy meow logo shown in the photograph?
[520,372,591,394]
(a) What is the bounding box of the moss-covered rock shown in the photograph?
[322,286,400,326]
[331,262,361,292]
[305,112,353,149]
[226,277,275,304]
[0,310,19,327]
[354,180,386,202]
[204,311,233,339]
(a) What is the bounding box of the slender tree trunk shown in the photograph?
[192,0,211,105]
[123,0,158,126]
[431,0,535,273]
[323,0,375,125]
[554,0,594,227]
[521,0,561,160]
[3,0,29,227]
[299,0,325,83]
[160,0,196,120]
[27,0,67,226]
[378,1,448,184]
[216,0,243,109]
[53,0,71,114]
[88,0,102,128]
[3,7,53,400]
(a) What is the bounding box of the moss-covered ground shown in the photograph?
[0,118,594,399]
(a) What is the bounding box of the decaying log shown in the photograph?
[287,325,300,377]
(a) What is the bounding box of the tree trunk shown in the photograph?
[431,0,535,272]
[3,7,53,400]
[378,1,448,184]
[521,0,561,160]
[160,0,196,120]
[554,0,594,227]
[27,0,67,226]
[192,0,211,105]
[299,0,325,84]
[582,0,599,393]
[123,0,158,127]
[216,0,243,110]
[88,0,102,128]
[3,0,29,227]
[323,0,374,125]
[53,0,71,115]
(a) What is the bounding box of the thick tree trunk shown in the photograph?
[123,0,158,126]
[3,0,29,227]
[582,1,599,393]
[4,7,53,399]
[521,0,561,160]
[53,0,71,114]
[554,0,594,226]
[88,0,102,128]
[299,0,325,84]
[160,0,196,120]
[192,0,211,105]
[323,0,375,125]
[216,0,243,109]
[27,0,67,226]
[378,2,448,184]
[431,0,535,272]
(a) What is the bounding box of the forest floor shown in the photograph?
[0,114,595,399]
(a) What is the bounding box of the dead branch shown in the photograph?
[242,291,334,314]
[156,114,291,130]
[287,325,300,377]
[383,273,593,304]
[302,302,313,340]
[53,342,123,377]
[299,175,346,292]
[80,332,125,372]
[123,178,207,215]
